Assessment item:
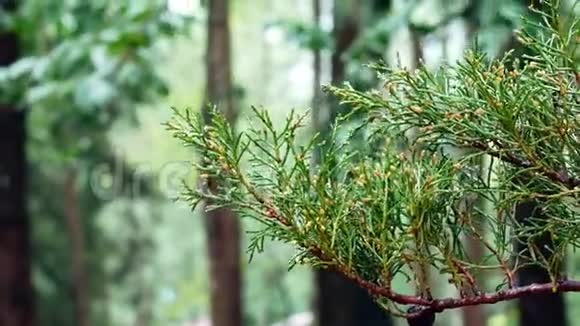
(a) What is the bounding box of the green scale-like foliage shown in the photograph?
[168,0,579,318]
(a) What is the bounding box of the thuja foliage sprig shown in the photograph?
[168,0,579,322]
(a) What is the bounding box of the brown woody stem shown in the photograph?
[309,245,580,319]
[469,141,580,189]
[258,187,580,320]
[354,274,580,319]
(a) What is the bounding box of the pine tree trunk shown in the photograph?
[314,1,391,325]
[203,1,242,326]
[64,168,91,326]
[0,1,33,324]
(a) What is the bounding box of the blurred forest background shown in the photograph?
[0,0,579,326]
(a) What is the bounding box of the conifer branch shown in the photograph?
[168,0,579,322]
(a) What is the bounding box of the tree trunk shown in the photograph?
[312,0,322,124]
[64,168,91,326]
[455,13,486,326]
[0,1,33,324]
[461,204,485,326]
[0,109,32,326]
[514,201,566,326]
[315,1,391,325]
[203,1,242,326]
[330,1,360,88]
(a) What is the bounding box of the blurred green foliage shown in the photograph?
[1,0,190,325]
